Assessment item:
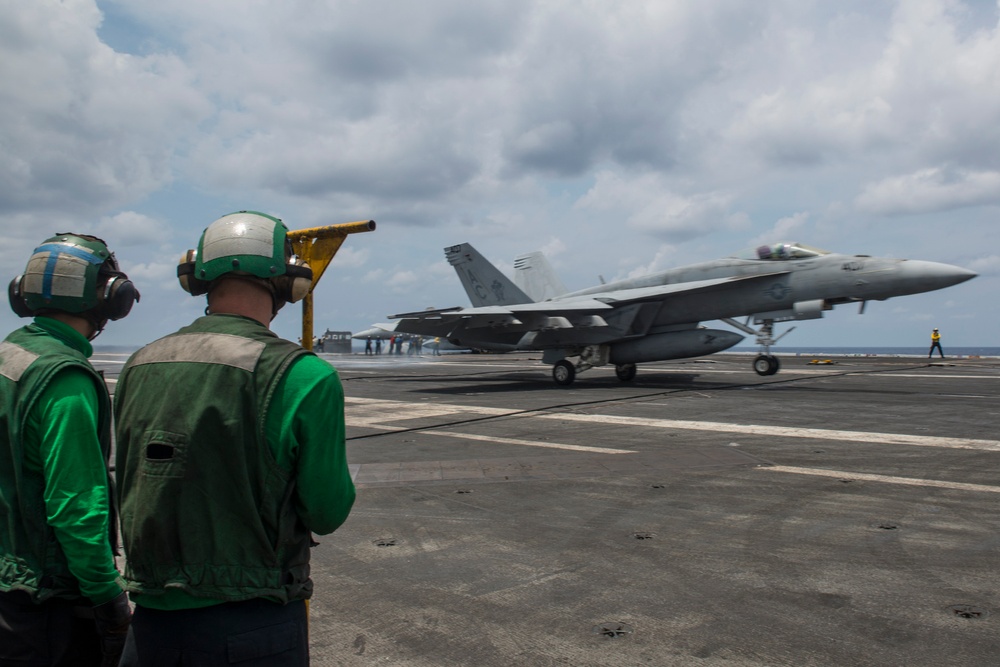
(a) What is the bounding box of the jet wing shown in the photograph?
[390,275,788,323]
[389,306,468,319]
[390,299,612,320]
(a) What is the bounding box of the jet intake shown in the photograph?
[609,328,743,365]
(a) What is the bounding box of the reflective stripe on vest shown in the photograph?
[127,333,265,371]
[0,341,39,382]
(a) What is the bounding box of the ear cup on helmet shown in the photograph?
[101,274,140,320]
[8,275,33,318]
[272,260,313,303]
[177,250,210,296]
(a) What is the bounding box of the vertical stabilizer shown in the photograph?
[513,251,568,301]
[444,243,533,307]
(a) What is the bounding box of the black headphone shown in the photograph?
[96,270,140,321]
[7,276,33,318]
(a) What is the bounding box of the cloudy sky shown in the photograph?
[1,0,997,350]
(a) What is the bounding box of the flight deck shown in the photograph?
[99,351,1000,666]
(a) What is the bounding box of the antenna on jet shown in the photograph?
[599,275,606,285]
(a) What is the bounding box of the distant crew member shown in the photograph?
[114,211,356,664]
[928,327,944,358]
[1,233,138,665]
[365,337,373,355]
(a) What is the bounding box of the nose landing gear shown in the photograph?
[753,354,780,376]
[721,317,794,376]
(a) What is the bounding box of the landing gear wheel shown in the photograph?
[615,363,637,382]
[553,360,576,386]
[753,354,780,376]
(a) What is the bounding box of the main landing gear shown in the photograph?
[721,317,795,377]
[753,354,780,376]
[550,346,636,386]
[553,360,576,386]
[551,360,638,386]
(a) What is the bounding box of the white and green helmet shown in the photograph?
[178,211,312,303]
[8,233,139,322]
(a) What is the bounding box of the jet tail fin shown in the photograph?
[513,251,568,301]
[444,243,533,307]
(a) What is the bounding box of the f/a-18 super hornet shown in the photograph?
[388,241,976,386]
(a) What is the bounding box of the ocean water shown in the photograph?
[730,346,1000,358]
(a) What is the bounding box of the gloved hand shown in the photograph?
[93,591,131,667]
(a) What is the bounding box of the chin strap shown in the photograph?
[83,313,108,341]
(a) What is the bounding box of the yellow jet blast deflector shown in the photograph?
[287,219,376,350]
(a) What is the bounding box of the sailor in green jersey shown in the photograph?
[115,212,355,665]
[1,234,139,666]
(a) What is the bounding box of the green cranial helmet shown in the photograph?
[178,211,313,304]
[9,233,138,335]
[196,211,290,282]
[20,234,114,313]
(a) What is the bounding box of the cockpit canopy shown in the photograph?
[730,242,829,261]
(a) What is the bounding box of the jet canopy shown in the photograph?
[730,242,829,261]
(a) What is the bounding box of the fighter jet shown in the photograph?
[389,241,977,386]
[352,324,397,341]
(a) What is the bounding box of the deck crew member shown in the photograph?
[1,234,138,665]
[114,211,355,665]
[928,327,944,358]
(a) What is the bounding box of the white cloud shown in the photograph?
[383,270,419,295]
[322,245,370,270]
[575,171,748,242]
[717,0,1000,177]
[856,167,1000,215]
[0,0,209,217]
[624,245,680,280]
[968,254,1000,276]
[123,260,177,292]
[95,211,165,247]
[751,212,811,247]
[538,237,567,260]
[362,268,386,284]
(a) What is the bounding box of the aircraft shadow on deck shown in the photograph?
[390,371,706,396]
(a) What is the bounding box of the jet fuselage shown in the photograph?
[560,253,976,329]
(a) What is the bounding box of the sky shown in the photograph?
[1,0,997,350]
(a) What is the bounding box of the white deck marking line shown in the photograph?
[347,396,513,415]
[433,431,636,455]
[882,373,1000,380]
[346,398,634,453]
[346,397,1000,451]
[542,413,1000,451]
[347,397,517,431]
[766,466,1000,494]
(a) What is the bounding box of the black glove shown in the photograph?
[93,591,132,667]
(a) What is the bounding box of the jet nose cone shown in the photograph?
[900,260,977,292]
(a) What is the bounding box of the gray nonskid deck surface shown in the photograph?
[99,352,1000,666]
